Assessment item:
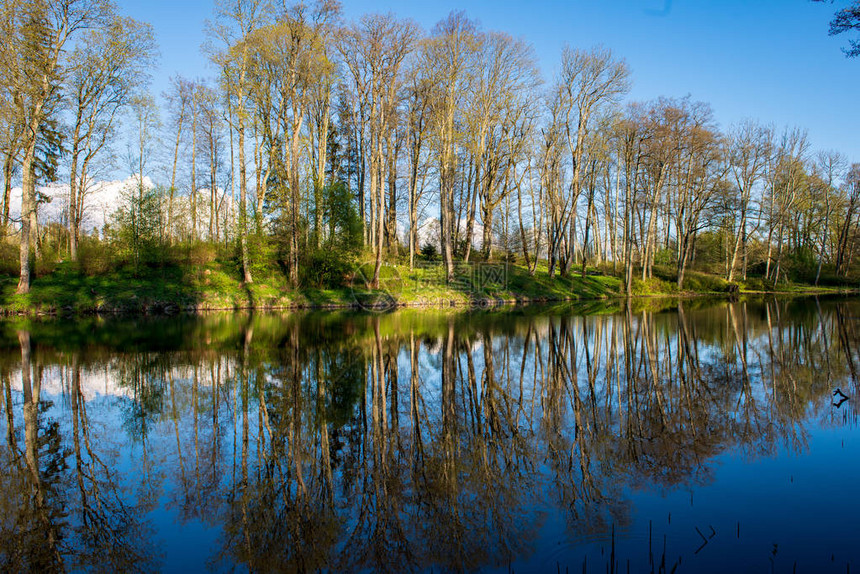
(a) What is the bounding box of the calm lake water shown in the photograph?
[2,297,860,573]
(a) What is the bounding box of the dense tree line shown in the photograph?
[1,0,858,293]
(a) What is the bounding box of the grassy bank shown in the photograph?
[0,258,856,315]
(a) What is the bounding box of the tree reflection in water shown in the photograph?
[0,297,858,572]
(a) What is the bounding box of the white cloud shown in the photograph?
[8,176,232,236]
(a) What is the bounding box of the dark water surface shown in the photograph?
[3,297,860,573]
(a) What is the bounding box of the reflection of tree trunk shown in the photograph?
[729,303,759,438]
[482,338,498,437]
[643,312,667,429]
[289,323,306,497]
[835,303,859,391]
[193,365,200,490]
[564,318,596,499]
[3,371,14,453]
[409,332,424,468]
[624,302,644,450]
[20,330,63,568]
[441,319,457,492]
[240,321,252,557]
[169,372,187,493]
[385,333,399,453]
[71,356,87,514]
[211,359,220,471]
[22,330,39,487]
[316,349,333,498]
[814,298,833,378]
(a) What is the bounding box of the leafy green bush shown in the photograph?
[420,243,438,262]
[171,240,218,267]
[630,276,678,296]
[76,236,116,276]
[0,240,19,275]
[34,243,60,277]
[654,247,675,266]
[244,232,279,279]
[319,181,362,253]
[742,277,774,291]
[300,250,354,288]
[108,183,167,271]
[784,246,817,283]
[682,271,731,292]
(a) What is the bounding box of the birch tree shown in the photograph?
[557,45,630,276]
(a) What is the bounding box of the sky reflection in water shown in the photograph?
[1,297,859,573]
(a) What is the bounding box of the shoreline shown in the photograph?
[4,286,857,317]
[1,260,856,317]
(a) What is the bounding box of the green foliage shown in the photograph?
[741,277,774,292]
[322,350,366,427]
[0,241,19,276]
[783,246,818,283]
[76,235,115,276]
[318,181,362,253]
[693,231,727,268]
[681,272,733,293]
[420,243,438,262]
[653,247,675,267]
[300,250,354,288]
[169,240,219,267]
[651,264,734,292]
[34,242,59,277]
[630,276,678,296]
[108,183,166,272]
[245,232,279,279]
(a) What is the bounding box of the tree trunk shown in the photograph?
[190,94,198,241]
[236,105,252,284]
[386,131,397,257]
[168,103,185,242]
[69,139,80,262]
[17,138,36,295]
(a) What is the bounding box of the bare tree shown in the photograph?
[198,83,225,241]
[208,0,275,284]
[725,120,772,282]
[813,150,846,284]
[246,0,339,286]
[164,76,194,240]
[421,11,479,282]
[339,12,418,286]
[66,15,156,261]
[557,45,630,277]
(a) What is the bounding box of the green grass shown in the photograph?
[0,258,855,315]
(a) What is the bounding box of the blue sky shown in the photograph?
[121,0,860,162]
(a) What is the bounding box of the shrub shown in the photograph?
[653,247,675,267]
[0,240,19,275]
[34,243,60,277]
[783,246,817,283]
[171,240,218,267]
[300,250,354,288]
[244,232,279,279]
[77,236,116,276]
[108,183,167,272]
[630,276,678,296]
[742,277,774,292]
[420,243,438,262]
[682,272,730,293]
